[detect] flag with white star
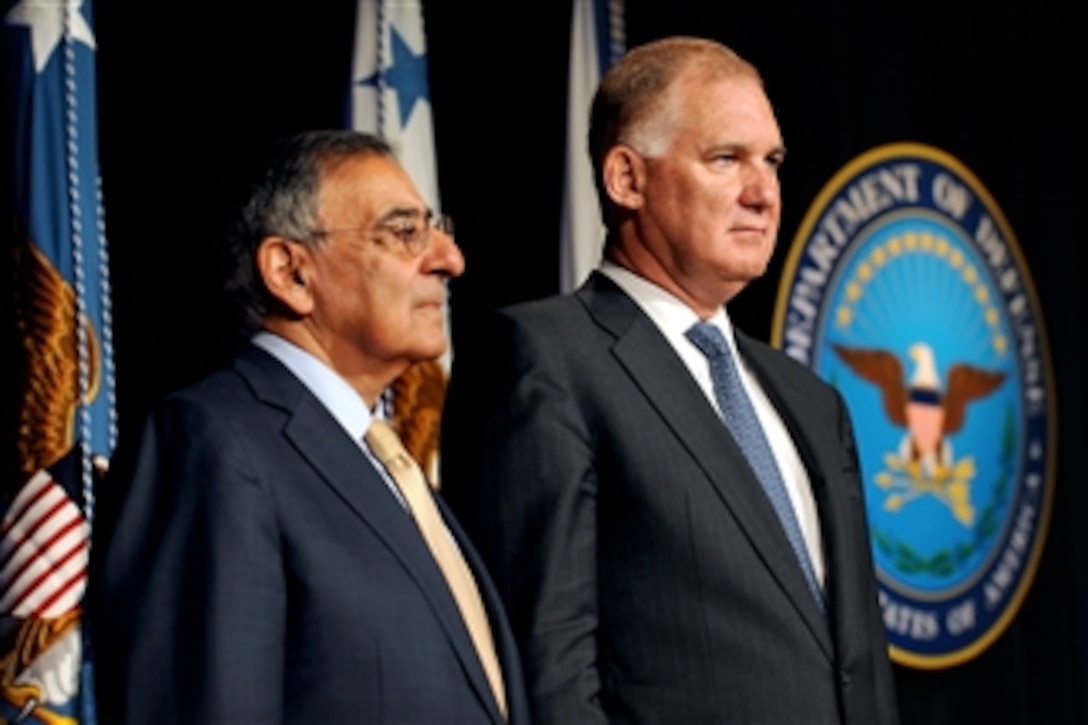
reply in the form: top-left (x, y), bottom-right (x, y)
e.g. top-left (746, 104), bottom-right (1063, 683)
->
top-left (560, 0), bottom-right (625, 293)
top-left (3, 0), bottom-right (114, 722)
top-left (350, 0), bottom-right (440, 213)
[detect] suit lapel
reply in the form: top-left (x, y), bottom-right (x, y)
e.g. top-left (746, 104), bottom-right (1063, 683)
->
top-left (737, 334), bottom-right (873, 664)
top-left (578, 274), bottom-right (832, 656)
top-left (442, 494), bottom-right (529, 723)
top-left (232, 346), bottom-right (505, 723)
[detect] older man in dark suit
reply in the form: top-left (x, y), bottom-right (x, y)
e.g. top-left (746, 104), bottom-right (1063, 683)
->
top-left (441, 37), bottom-right (899, 723)
top-left (92, 130), bottom-right (528, 724)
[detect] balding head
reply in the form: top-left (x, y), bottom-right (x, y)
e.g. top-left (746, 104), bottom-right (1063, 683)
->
top-left (588, 37), bottom-right (762, 226)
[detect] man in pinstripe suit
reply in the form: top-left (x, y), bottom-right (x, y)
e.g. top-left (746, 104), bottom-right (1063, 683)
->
top-left (441, 37), bottom-right (898, 723)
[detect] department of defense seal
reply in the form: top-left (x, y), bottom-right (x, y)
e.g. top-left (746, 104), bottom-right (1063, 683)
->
top-left (771, 142), bottom-right (1056, 668)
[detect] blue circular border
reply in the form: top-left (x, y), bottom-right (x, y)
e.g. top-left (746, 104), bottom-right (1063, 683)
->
top-left (771, 143), bottom-right (1057, 668)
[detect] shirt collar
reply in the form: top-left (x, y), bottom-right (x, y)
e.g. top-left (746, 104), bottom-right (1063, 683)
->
top-left (598, 260), bottom-right (741, 358)
top-left (251, 331), bottom-right (374, 441)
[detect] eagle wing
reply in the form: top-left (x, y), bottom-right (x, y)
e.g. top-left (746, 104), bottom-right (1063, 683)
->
top-left (12, 236), bottom-right (100, 483)
top-left (831, 344), bottom-right (908, 427)
top-left (942, 364), bottom-right (1006, 434)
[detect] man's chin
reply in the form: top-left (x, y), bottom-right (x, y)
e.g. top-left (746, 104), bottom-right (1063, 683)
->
top-left (409, 340), bottom-right (449, 364)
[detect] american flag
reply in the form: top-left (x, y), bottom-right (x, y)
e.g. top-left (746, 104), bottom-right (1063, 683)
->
top-left (1, 470), bottom-right (90, 620)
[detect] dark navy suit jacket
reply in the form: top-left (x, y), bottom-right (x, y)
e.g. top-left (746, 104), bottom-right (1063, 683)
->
top-left (92, 345), bottom-right (528, 724)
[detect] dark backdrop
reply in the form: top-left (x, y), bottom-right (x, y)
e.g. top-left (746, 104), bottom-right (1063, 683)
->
top-left (27, 1), bottom-right (1088, 722)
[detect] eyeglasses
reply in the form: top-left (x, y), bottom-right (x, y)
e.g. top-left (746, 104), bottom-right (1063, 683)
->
top-left (310, 210), bottom-right (454, 257)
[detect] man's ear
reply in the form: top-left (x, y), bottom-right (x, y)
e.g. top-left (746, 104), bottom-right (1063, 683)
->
top-left (256, 236), bottom-right (314, 316)
top-left (602, 145), bottom-right (646, 211)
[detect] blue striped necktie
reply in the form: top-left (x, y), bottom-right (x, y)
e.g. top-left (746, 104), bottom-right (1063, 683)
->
top-left (685, 321), bottom-right (824, 608)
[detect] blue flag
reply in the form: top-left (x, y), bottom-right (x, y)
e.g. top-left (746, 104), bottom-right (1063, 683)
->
top-left (350, 0), bottom-right (440, 213)
top-left (560, 0), bottom-right (625, 293)
top-left (3, 0), bottom-right (114, 722)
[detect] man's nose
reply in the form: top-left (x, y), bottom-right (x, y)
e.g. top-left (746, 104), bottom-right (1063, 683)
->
top-left (425, 228), bottom-right (466, 278)
top-left (740, 162), bottom-right (779, 210)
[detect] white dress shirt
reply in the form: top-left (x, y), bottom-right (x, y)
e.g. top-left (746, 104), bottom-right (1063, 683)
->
top-left (252, 331), bottom-right (406, 508)
top-left (598, 262), bottom-right (826, 588)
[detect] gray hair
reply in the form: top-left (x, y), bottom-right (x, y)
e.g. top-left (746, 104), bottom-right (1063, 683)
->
top-left (588, 37), bottom-right (761, 228)
top-left (224, 130), bottom-right (393, 340)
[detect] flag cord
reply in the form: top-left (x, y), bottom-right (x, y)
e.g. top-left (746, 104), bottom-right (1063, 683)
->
top-left (62, 6), bottom-right (93, 526)
top-left (375, 0), bottom-right (386, 134)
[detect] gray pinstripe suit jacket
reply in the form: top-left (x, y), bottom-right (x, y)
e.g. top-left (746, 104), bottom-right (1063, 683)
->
top-left (442, 271), bottom-right (899, 724)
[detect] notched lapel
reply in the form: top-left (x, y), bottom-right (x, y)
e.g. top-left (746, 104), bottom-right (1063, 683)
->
top-left (578, 281), bottom-right (832, 655)
top-left (234, 346), bottom-right (505, 723)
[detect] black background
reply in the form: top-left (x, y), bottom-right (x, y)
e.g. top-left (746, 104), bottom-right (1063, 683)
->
top-left (11, 1), bottom-right (1088, 722)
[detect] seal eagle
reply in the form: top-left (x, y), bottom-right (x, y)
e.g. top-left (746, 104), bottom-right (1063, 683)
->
top-left (831, 342), bottom-right (1006, 477)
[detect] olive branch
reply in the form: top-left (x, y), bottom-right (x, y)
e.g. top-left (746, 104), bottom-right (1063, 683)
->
top-left (872, 407), bottom-right (1016, 578)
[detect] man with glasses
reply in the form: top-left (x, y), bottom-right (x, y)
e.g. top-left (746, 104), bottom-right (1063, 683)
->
top-left (92, 130), bottom-right (528, 723)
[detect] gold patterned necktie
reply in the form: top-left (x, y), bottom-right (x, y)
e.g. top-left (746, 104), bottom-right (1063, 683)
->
top-left (366, 420), bottom-right (507, 718)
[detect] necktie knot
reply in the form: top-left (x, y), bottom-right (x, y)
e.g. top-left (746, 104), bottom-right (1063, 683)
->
top-left (685, 320), bottom-right (731, 362)
top-left (366, 419), bottom-right (404, 460)
top-left (686, 322), bottom-right (746, 394)
top-left (366, 420), bottom-right (414, 473)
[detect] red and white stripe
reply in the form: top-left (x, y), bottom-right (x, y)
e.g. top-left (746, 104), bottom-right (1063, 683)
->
top-left (0, 470), bottom-right (89, 618)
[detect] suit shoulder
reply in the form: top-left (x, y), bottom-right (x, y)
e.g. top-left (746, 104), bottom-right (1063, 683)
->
top-left (498, 292), bottom-right (585, 327)
top-left (158, 366), bottom-right (253, 418)
top-left (467, 294), bottom-right (592, 354)
top-left (163, 346), bottom-right (302, 412)
top-left (145, 357), bottom-right (296, 452)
